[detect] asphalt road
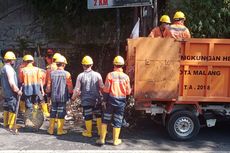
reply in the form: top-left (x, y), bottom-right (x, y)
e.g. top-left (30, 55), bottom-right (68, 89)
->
top-left (0, 112), bottom-right (230, 151)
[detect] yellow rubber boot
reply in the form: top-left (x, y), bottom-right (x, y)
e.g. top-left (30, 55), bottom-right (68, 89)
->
top-left (41, 103), bottom-right (50, 117)
top-left (96, 118), bottom-right (102, 136)
top-left (8, 112), bottom-right (20, 133)
top-left (57, 119), bottom-right (67, 135)
top-left (33, 104), bottom-right (39, 110)
top-left (19, 101), bottom-right (26, 113)
top-left (32, 104), bottom-right (39, 119)
top-left (8, 112), bottom-right (16, 129)
top-left (113, 128), bottom-right (122, 146)
top-left (3, 111), bottom-right (9, 127)
top-left (96, 123), bottom-right (107, 145)
top-left (82, 120), bottom-right (92, 137)
top-left (47, 118), bottom-right (55, 135)
top-left (8, 112), bottom-right (12, 125)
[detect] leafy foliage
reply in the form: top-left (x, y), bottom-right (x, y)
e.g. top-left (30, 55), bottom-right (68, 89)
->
top-left (29, 0), bottom-right (133, 42)
top-left (167, 0), bottom-right (230, 38)
top-left (28, 0), bottom-right (135, 77)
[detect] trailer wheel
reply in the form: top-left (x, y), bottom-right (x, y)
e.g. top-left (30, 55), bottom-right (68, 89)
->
top-left (166, 110), bottom-right (200, 141)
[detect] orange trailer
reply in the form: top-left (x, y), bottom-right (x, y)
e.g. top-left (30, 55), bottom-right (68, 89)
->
top-left (126, 38), bottom-right (230, 140)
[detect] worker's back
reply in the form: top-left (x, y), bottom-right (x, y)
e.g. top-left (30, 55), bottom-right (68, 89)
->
top-left (50, 69), bottom-right (71, 102)
top-left (77, 70), bottom-right (102, 106)
top-left (104, 68), bottom-right (131, 107)
top-left (165, 21), bottom-right (191, 39)
top-left (20, 64), bottom-right (42, 96)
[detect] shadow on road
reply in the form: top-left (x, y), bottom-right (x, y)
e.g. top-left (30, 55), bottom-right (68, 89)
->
top-left (0, 113), bottom-right (230, 151)
top-left (122, 117), bottom-right (230, 151)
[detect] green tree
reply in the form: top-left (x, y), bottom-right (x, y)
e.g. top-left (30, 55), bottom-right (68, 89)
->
top-left (167, 0), bottom-right (230, 38)
top-left (29, 0), bottom-right (134, 42)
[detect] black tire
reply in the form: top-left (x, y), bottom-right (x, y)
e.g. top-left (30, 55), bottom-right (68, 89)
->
top-left (166, 110), bottom-right (200, 141)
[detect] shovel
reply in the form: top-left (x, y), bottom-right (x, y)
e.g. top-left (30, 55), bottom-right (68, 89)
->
top-left (11, 86), bottom-right (23, 135)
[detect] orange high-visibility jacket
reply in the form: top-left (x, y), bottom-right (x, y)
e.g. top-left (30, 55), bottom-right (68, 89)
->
top-left (164, 21), bottom-right (191, 39)
top-left (148, 27), bottom-right (166, 38)
top-left (103, 68), bottom-right (131, 99)
top-left (18, 62), bottom-right (27, 74)
top-left (46, 62), bottom-right (57, 85)
top-left (19, 63), bottom-right (42, 96)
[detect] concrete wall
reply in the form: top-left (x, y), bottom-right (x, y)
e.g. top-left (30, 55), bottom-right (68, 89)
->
top-left (0, 0), bottom-right (121, 51)
top-left (0, 0), bottom-right (48, 50)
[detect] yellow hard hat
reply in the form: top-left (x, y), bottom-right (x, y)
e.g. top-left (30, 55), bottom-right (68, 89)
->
top-left (160, 15), bottom-right (171, 24)
top-left (173, 11), bottom-right (186, 20)
top-left (55, 55), bottom-right (67, 64)
top-left (22, 55), bottom-right (30, 61)
top-left (23, 55), bottom-right (34, 61)
top-left (113, 56), bottom-right (125, 66)
top-left (82, 56), bottom-right (93, 65)
top-left (52, 53), bottom-right (62, 60)
top-left (4, 51), bottom-right (16, 60)
top-left (63, 56), bottom-right (68, 64)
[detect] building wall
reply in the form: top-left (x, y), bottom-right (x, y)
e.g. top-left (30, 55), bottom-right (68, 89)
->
top-left (0, 0), bottom-right (48, 50)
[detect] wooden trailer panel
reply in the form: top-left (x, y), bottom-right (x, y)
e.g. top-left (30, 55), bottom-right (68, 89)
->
top-left (179, 39), bottom-right (230, 102)
top-left (127, 38), bottom-right (180, 100)
top-left (127, 38), bottom-right (230, 103)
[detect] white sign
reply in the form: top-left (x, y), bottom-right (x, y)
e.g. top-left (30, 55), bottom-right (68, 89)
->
top-left (88, 0), bottom-right (152, 9)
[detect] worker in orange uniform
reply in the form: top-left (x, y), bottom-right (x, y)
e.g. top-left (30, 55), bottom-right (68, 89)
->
top-left (165, 11), bottom-right (191, 40)
top-left (45, 49), bottom-right (54, 66)
top-left (1, 51), bottom-right (22, 131)
top-left (18, 55), bottom-right (29, 114)
top-left (71, 56), bottom-right (104, 138)
top-left (96, 56), bottom-right (131, 146)
top-left (46, 56), bottom-right (73, 135)
top-left (18, 55), bottom-right (28, 74)
top-left (45, 53), bottom-right (62, 107)
top-left (19, 55), bottom-right (44, 113)
top-left (38, 68), bottom-right (50, 117)
top-left (46, 53), bottom-right (62, 83)
top-left (149, 15), bottom-right (171, 38)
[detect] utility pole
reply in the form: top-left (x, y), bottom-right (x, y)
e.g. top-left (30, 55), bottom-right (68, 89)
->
top-left (87, 0), bottom-right (153, 55)
top-left (142, 6), bottom-right (147, 36)
top-left (153, 0), bottom-right (158, 28)
top-left (116, 8), bottom-right (120, 55)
